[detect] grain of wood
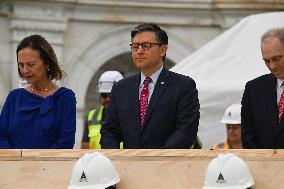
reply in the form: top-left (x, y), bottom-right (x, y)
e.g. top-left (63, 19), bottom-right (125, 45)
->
top-left (0, 150), bottom-right (284, 189)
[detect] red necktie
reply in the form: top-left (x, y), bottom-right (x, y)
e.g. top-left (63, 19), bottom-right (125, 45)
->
top-left (278, 87), bottom-right (284, 123)
top-left (140, 77), bottom-right (151, 125)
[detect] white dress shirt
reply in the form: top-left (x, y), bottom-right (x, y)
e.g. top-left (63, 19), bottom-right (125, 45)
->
top-left (277, 79), bottom-right (284, 105)
top-left (139, 66), bottom-right (163, 103)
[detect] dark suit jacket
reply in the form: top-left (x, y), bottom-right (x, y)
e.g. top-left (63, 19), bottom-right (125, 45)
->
top-left (242, 73), bottom-right (284, 149)
top-left (100, 68), bottom-right (200, 149)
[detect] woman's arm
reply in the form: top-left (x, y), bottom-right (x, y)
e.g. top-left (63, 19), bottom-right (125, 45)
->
top-left (0, 92), bottom-right (13, 148)
top-left (51, 90), bottom-right (76, 149)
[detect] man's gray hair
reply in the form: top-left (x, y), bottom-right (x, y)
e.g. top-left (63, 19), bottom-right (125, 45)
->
top-left (261, 27), bottom-right (284, 46)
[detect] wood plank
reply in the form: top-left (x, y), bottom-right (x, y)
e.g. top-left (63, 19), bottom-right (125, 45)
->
top-left (21, 149), bottom-right (280, 160)
top-left (0, 155), bottom-right (284, 188)
top-left (0, 161), bottom-right (73, 189)
top-left (1, 150), bottom-right (284, 189)
top-left (0, 150), bottom-right (21, 160)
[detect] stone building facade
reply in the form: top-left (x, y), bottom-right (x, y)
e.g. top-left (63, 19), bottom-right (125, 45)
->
top-left (0, 0), bottom-right (283, 147)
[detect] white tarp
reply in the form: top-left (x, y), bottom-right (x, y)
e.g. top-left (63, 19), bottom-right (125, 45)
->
top-left (171, 12), bottom-right (284, 148)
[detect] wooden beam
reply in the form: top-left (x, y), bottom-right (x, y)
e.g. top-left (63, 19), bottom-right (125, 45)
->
top-left (0, 150), bottom-right (283, 188)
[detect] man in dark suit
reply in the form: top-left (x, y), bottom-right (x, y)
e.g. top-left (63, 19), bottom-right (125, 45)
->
top-left (100, 23), bottom-right (200, 149)
top-left (242, 28), bottom-right (284, 149)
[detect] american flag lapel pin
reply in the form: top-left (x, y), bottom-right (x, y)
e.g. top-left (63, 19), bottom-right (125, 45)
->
top-left (161, 81), bottom-right (165, 85)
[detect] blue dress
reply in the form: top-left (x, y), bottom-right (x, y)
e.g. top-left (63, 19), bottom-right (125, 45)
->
top-left (0, 87), bottom-right (76, 149)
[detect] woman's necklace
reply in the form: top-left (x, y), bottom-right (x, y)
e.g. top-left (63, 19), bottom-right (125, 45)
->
top-left (30, 83), bottom-right (56, 97)
top-left (30, 86), bottom-right (48, 92)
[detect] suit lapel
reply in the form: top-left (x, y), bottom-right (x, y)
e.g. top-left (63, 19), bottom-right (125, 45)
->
top-left (276, 82), bottom-right (284, 140)
top-left (131, 74), bottom-right (141, 129)
top-left (266, 75), bottom-right (284, 146)
top-left (265, 75), bottom-right (278, 135)
top-left (141, 68), bottom-right (170, 132)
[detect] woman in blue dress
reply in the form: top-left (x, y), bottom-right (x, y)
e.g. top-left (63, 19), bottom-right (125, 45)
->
top-left (0, 35), bottom-right (76, 149)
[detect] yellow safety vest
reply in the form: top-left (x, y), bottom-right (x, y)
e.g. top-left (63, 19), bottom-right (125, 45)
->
top-left (88, 106), bottom-right (104, 149)
top-left (211, 141), bottom-right (230, 150)
top-left (190, 137), bottom-right (202, 149)
top-left (88, 106), bottom-right (123, 149)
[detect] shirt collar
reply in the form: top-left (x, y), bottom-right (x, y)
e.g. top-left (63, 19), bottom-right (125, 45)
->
top-left (140, 65), bottom-right (163, 86)
top-left (277, 78), bottom-right (284, 89)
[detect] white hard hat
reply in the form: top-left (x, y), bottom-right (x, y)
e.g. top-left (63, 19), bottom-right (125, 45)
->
top-left (98, 71), bottom-right (123, 93)
top-left (220, 104), bottom-right (242, 124)
top-left (68, 152), bottom-right (120, 189)
top-left (202, 153), bottom-right (254, 189)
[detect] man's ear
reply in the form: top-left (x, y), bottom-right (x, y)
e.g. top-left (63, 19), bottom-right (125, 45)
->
top-left (160, 45), bottom-right (168, 57)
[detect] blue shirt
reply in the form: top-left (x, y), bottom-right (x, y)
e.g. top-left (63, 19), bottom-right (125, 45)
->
top-left (0, 87), bottom-right (76, 149)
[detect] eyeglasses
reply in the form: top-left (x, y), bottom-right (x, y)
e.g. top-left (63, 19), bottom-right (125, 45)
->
top-left (100, 93), bottom-right (111, 98)
top-left (130, 42), bottom-right (161, 51)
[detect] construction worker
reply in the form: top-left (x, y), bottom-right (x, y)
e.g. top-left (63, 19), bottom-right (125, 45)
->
top-left (81, 71), bottom-right (123, 149)
top-left (211, 104), bottom-right (242, 149)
